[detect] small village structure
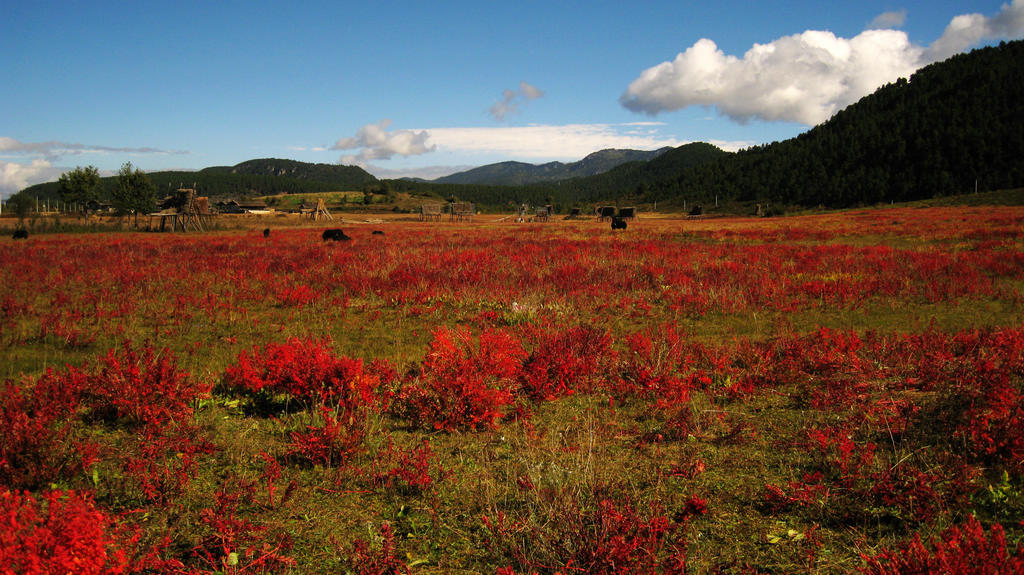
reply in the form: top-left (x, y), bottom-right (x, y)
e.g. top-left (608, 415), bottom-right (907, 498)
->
top-left (420, 203), bottom-right (443, 221)
top-left (150, 188), bottom-right (215, 232)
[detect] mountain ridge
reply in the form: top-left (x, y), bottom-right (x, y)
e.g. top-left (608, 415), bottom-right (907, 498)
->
top-left (433, 147), bottom-right (672, 185)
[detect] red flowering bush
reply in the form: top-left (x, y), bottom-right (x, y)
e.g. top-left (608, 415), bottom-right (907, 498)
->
top-left (83, 342), bottom-right (208, 428)
top-left (371, 438), bottom-right (439, 493)
top-left (394, 327), bottom-right (523, 431)
top-left (519, 326), bottom-right (615, 400)
top-left (860, 515), bottom-right (1024, 574)
top-left (346, 522), bottom-right (410, 575)
top-left (222, 337), bottom-right (379, 411)
top-left (0, 489), bottom-right (131, 575)
top-left (0, 378), bottom-right (86, 489)
top-left (285, 406), bottom-right (364, 469)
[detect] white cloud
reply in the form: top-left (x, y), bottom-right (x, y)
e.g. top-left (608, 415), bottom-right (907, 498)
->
top-left (869, 10), bottom-right (907, 29)
top-left (621, 1), bottom-right (1024, 126)
top-left (331, 120), bottom-right (434, 164)
top-left (926, 0), bottom-right (1024, 61)
top-left (489, 82), bottom-right (545, 121)
top-left (362, 164), bottom-right (477, 180)
top-left (423, 123), bottom-right (687, 159)
top-left (0, 136), bottom-right (186, 160)
top-left (1, 159), bottom-right (61, 199)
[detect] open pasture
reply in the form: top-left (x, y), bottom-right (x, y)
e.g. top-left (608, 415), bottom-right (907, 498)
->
top-left (2, 206), bottom-right (1024, 573)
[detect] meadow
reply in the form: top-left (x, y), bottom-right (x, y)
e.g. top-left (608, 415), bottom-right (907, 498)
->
top-left (2, 206), bottom-right (1024, 573)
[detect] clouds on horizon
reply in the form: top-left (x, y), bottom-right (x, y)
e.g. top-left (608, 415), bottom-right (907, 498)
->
top-left (0, 137), bottom-right (188, 198)
top-left (338, 121), bottom-right (753, 179)
top-left (620, 0), bottom-right (1024, 125)
top-left (0, 137), bottom-right (186, 161)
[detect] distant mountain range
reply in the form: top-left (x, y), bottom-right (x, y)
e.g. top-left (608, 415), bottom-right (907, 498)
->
top-left (432, 148), bottom-right (672, 186)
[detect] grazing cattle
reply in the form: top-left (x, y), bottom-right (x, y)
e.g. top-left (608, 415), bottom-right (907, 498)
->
top-left (611, 217), bottom-right (627, 230)
top-left (688, 204), bottom-right (703, 216)
top-left (372, 230), bottom-right (384, 235)
top-left (263, 228), bottom-right (270, 238)
top-left (322, 228), bottom-right (351, 241)
top-left (12, 229), bottom-right (28, 239)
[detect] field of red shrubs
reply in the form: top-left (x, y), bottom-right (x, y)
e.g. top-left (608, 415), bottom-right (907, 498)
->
top-left (2, 206), bottom-right (1023, 573)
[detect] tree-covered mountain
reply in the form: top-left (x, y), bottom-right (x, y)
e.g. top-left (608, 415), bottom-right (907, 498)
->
top-left (16, 159), bottom-right (378, 203)
top-left (620, 40), bottom-right (1024, 208)
top-left (434, 147), bottom-right (671, 185)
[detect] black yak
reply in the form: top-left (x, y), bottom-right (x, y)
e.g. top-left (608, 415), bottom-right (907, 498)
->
top-left (611, 217), bottom-right (627, 230)
top-left (372, 230), bottom-right (384, 235)
top-left (322, 228), bottom-right (351, 241)
top-left (263, 228), bottom-right (270, 238)
top-left (12, 229), bottom-right (28, 239)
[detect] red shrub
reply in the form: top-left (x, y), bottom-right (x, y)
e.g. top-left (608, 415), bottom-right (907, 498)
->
top-left (285, 406), bottom-right (364, 468)
top-left (520, 326), bottom-right (614, 400)
top-left (394, 327), bottom-right (522, 431)
top-left (861, 515), bottom-right (1024, 574)
top-left (347, 522), bottom-right (410, 575)
top-left (83, 342), bottom-right (208, 428)
top-left (222, 337), bottom-right (379, 411)
top-left (0, 489), bottom-right (131, 575)
top-left (0, 375), bottom-right (89, 489)
top-left (371, 438), bottom-right (439, 493)
top-left (121, 423), bottom-right (217, 507)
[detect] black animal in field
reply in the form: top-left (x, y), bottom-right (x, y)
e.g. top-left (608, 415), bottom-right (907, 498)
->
top-left (611, 217), bottom-right (627, 230)
top-left (263, 228), bottom-right (270, 238)
top-left (12, 229), bottom-right (28, 239)
top-left (372, 230), bottom-right (384, 235)
top-left (322, 228), bottom-right (351, 241)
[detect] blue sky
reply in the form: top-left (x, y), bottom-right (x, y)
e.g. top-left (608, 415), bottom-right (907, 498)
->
top-left (2, 0), bottom-right (1022, 198)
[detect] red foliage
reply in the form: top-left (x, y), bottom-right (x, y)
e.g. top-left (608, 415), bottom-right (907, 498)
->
top-left (520, 326), bottom-right (615, 400)
top-left (347, 522), bottom-right (410, 575)
top-left (371, 438), bottom-right (439, 493)
top-left (861, 515), bottom-right (1024, 574)
top-left (285, 406), bottom-right (365, 468)
top-left (395, 327), bottom-right (522, 431)
top-left (0, 489), bottom-right (131, 575)
top-left (83, 342), bottom-right (208, 428)
top-left (223, 337), bottom-right (379, 411)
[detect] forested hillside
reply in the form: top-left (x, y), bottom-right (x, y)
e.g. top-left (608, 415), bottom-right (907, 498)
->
top-left (16, 159), bottom-right (377, 204)
top-left (630, 40), bottom-right (1024, 208)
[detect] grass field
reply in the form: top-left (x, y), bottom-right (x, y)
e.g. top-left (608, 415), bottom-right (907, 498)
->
top-left (2, 206), bottom-right (1023, 573)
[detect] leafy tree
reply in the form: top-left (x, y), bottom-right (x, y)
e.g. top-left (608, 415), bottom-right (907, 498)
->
top-left (113, 162), bottom-right (157, 226)
top-left (57, 166), bottom-right (101, 213)
top-left (5, 193), bottom-right (34, 226)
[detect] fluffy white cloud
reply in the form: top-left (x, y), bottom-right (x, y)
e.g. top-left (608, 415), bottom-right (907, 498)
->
top-left (332, 120), bottom-right (434, 164)
top-left (490, 82), bottom-right (545, 121)
top-left (621, 1), bottom-right (1024, 126)
top-left (926, 0), bottom-right (1024, 61)
top-left (1, 159), bottom-right (60, 199)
